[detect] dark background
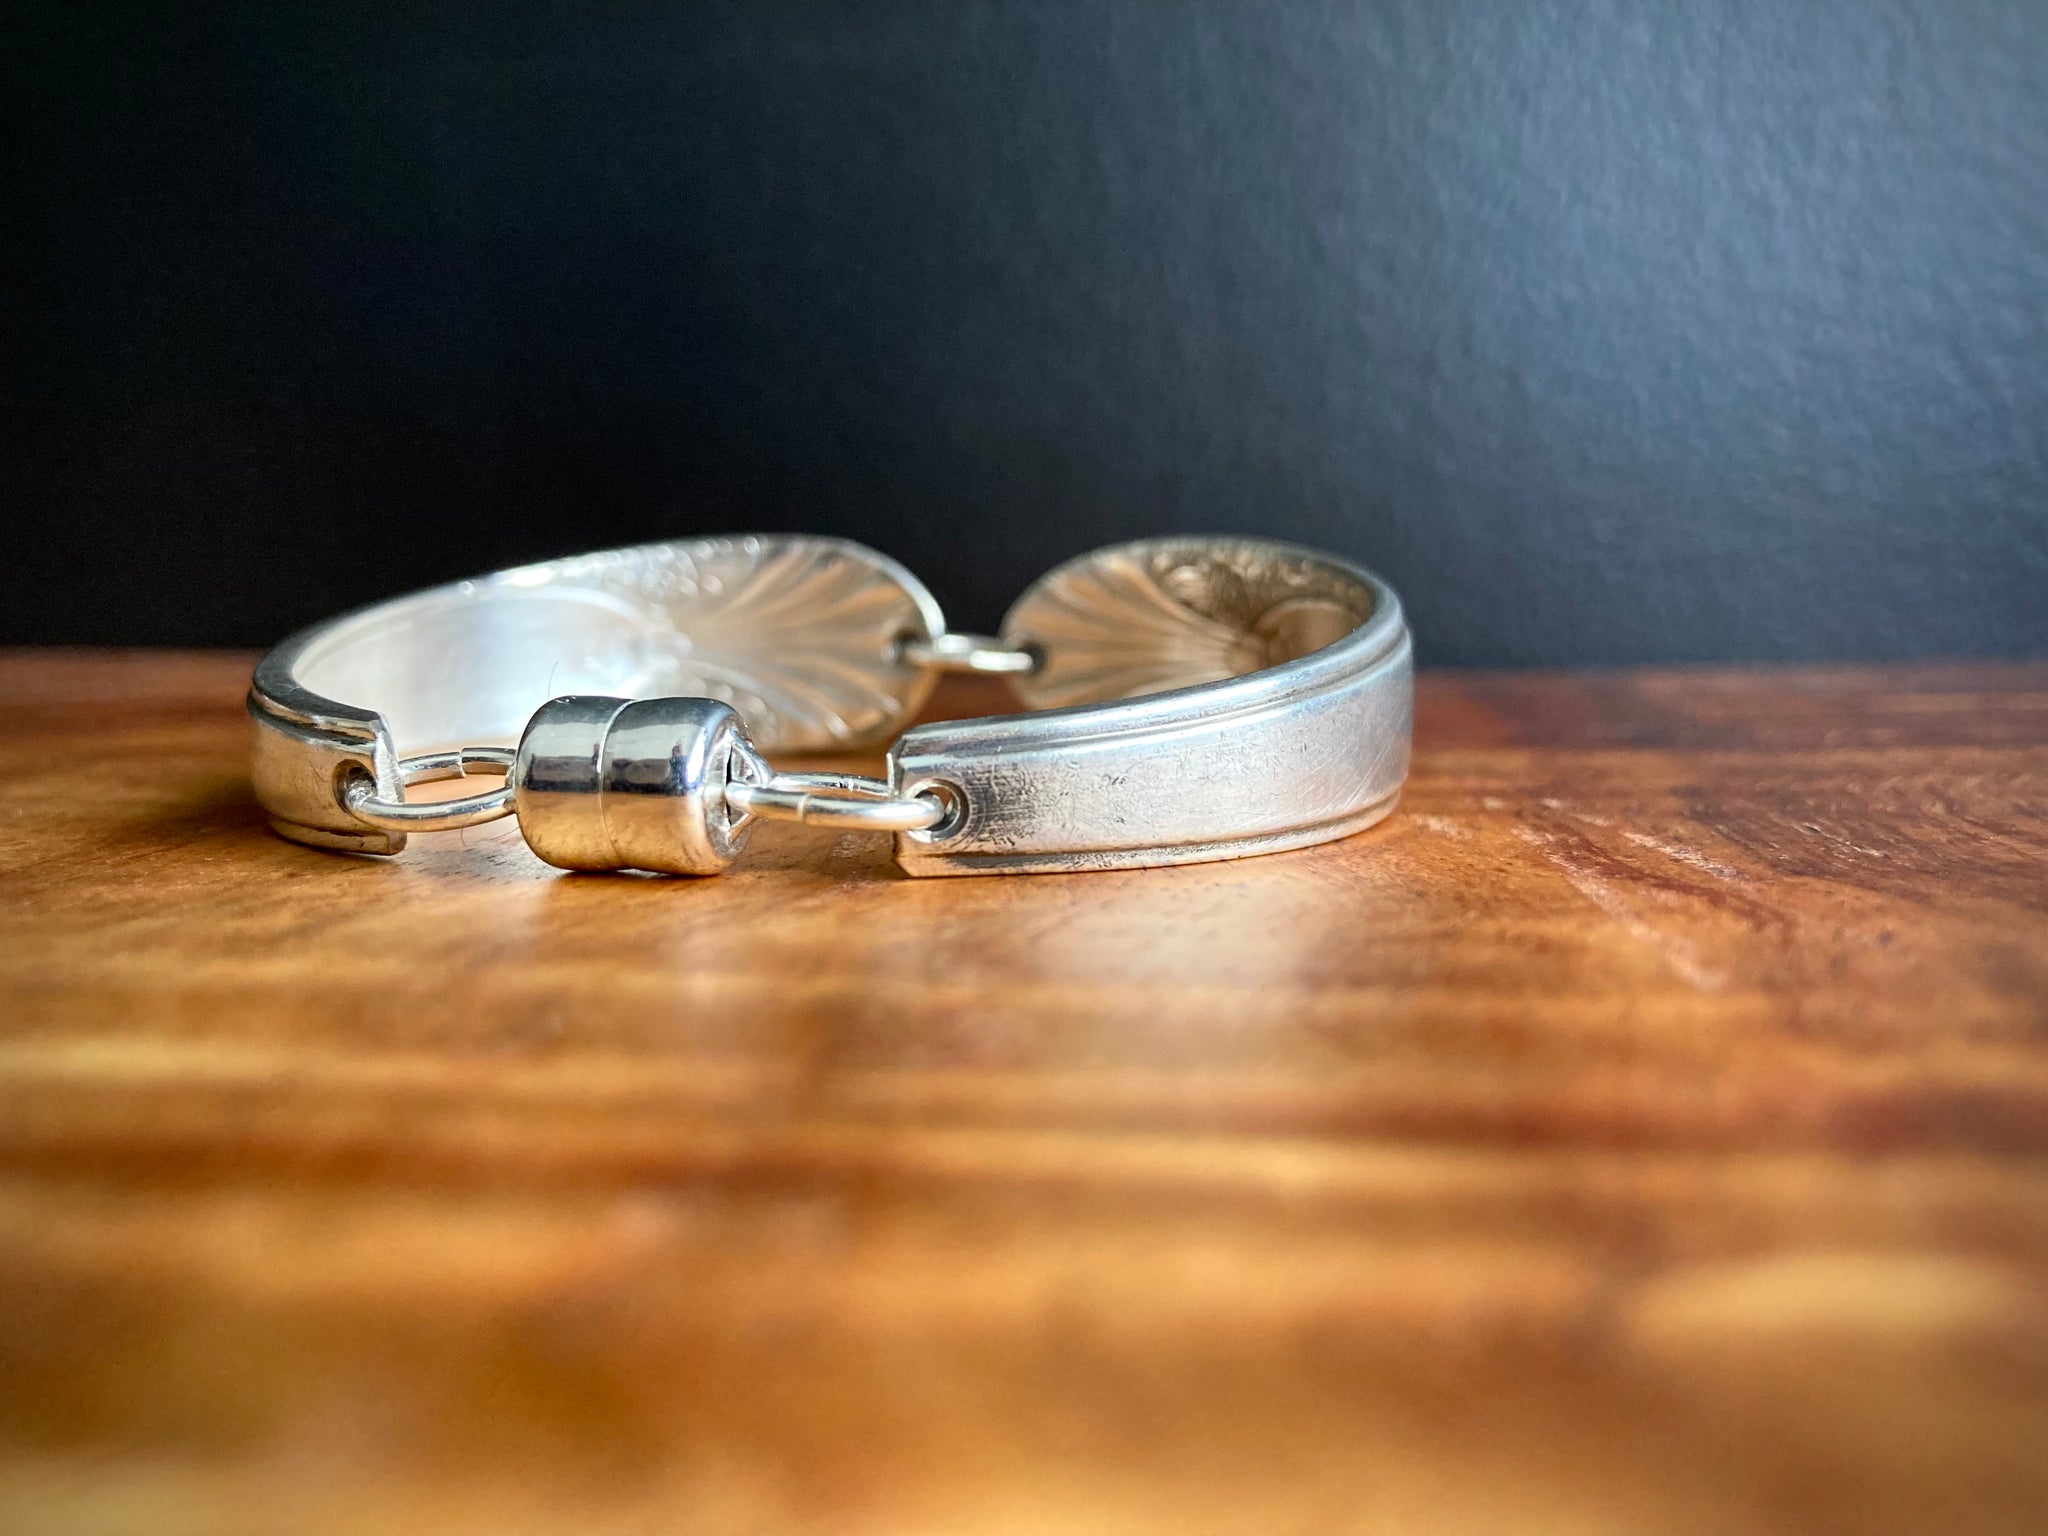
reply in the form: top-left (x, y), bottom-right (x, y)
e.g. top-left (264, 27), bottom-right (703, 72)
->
top-left (9, 1), bottom-right (2047, 663)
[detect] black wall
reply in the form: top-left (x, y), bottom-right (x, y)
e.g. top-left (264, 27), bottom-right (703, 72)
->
top-left (10, 1), bottom-right (2048, 662)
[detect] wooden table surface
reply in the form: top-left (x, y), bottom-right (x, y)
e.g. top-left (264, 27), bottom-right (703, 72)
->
top-left (2, 651), bottom-right (2046, 1536)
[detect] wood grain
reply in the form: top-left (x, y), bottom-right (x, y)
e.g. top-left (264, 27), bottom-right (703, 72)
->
top-left (2, 650), bottom-right (2046, 1536)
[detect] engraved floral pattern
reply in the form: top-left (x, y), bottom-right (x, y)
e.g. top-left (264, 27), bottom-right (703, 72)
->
top-left (507, 536), bottom-right (939, 751)
top-left (1001, 538), bottom-right (1373, 711)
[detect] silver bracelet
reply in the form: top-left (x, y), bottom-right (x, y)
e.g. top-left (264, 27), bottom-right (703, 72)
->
top-left (249, 535), bottom-right (1413, 878)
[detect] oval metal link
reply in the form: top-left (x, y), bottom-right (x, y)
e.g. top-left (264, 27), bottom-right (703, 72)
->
top-left (898, 631), bottom-right (1039, 676)
top-left (341, 746), bottom-right (518, 833)
top-left (725, 772), bottom-right (944, 832)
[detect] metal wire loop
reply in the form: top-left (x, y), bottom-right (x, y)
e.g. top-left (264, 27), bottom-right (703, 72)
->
top-left (724, 771), bottom-right (946, 833)
top-left (898, 631), bottom-right (1039, 676)
top-left (341, 746), bottom-right (518, 833)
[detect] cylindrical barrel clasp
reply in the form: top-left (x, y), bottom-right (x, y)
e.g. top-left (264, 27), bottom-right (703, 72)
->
top-left (511, 695), bottom-right (769, 875)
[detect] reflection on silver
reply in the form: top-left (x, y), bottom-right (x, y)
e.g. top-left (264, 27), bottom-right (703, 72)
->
top-left (1004, 536), bottom-right (1377, 711)
top-left (250, 534), bottom-right (1412, 877)
top-left (511, 695), bottom-right (768, 876)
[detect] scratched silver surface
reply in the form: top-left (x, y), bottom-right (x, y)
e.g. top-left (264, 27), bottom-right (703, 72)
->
top-left (890, 538), bottom-right (1412, 876)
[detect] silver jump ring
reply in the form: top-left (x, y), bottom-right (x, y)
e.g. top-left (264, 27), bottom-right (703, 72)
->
top-left (896, 631), bottom-right (1039, 676)
top-left (726, 772), bottom-right (945, 832)
top-left (341, 747), bottom-right (518, 833)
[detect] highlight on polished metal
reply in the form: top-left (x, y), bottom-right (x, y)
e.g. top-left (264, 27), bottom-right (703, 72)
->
top-left (248, 534), bottom-right (1413, 878)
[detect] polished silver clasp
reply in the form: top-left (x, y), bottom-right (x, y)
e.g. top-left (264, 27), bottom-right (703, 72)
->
top-left (390, 694), bottom-right (948, 875)
top-left (316, 631), bottom-right (998, 873)
top-left (503, 695), bottom-right (941, 875)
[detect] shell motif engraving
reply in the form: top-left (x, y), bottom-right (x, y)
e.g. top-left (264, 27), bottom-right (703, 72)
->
top-left (1001, 538), bottom-right (1374, 711)
top-left (509, 536), bottom-right (943, 752)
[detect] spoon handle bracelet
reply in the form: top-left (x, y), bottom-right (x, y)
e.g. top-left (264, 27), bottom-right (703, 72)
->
top-left (249, 535), bottom-right (1412, 878)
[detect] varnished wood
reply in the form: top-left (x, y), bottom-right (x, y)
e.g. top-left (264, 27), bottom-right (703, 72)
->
top-left (2, 650), bottom-right (2046, 1535)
